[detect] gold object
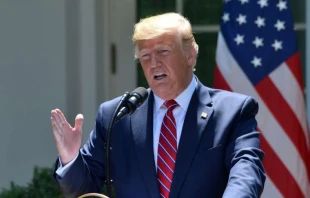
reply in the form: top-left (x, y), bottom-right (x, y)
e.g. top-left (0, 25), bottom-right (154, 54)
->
top-left (78, 193), bottom-right (109, 198)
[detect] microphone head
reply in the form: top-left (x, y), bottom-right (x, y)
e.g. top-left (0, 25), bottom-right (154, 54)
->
top-left (132, 87), bottom-right (148, 102)
top-left (127, 87), bottom-right (148, 113)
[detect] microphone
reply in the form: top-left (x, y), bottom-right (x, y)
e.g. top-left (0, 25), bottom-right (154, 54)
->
top-left (115, 87), bottom-right (148, 122)
top-left (105, 87), bottom-right (148, 197)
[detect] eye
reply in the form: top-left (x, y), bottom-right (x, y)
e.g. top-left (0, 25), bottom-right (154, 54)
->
top-left (159, 49), bottom-right (170, 55)
top-left (140, 53), bottom-right (150, 60)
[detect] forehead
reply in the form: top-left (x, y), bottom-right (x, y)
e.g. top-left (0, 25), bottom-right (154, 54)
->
top-left (137, 34), bottom-right (180, 52)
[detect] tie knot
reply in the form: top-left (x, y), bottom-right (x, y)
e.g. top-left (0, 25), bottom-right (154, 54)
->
top-left (164, 100), bottom-right (178, 110)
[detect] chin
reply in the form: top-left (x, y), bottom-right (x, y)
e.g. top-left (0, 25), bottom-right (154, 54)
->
top-left (153, 90), bottom-right (176, 100)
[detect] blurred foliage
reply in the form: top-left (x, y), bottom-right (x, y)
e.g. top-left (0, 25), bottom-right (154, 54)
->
top-left (183, 0), bottom-right (223, 25)
top-left (137, 0), bottom-right (175, 19)
top-left (0, 166), bottom-right (63, 198)
top-left (0, 183), bottom-right (26, 198)
top-left (0, 166), bottom-right (112, 198)
top-left (193, 33), bottom-right (218, 87)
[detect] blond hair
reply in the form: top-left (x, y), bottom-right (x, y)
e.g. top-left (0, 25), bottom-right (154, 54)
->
top-left (132, 12), bottom-right (199, 68)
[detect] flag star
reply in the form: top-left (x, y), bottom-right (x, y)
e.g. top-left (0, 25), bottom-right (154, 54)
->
top-left (222, 13), bottom-right (230, 23)
top-left (239, 0), bottom-right (249, 4)
top-left (251, 56), bottom-right (262, 68)
top-left (253, 37), bottom-right (264, 48)
top-left (236, 14), bottom-right (247, 25)
top-left (257, 0), bottom-right (268, 8)
top-left (274, 20), bottom-right (285, 31)
top-left (255, 16), bottom-right (266, 28)
top-left (234, 34), bottom-right (245, 45)
top-left (277, 0), bottom-right (287, 11)
top-left (272, 40), bottom-right (283, 51)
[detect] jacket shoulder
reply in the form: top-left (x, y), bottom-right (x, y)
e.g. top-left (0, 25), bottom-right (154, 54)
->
top-left (207, 87), bottom-right (257, 104)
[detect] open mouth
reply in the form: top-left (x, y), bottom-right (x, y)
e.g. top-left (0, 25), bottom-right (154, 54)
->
top-left (154, 73), bottom-right (167, 80)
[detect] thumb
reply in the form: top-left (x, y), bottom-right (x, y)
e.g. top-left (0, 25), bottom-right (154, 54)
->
top-left (74, 114), bottom-right (84, 132)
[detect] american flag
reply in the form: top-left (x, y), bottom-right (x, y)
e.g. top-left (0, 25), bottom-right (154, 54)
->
top-left (213, 0), bottom-right (310, 197)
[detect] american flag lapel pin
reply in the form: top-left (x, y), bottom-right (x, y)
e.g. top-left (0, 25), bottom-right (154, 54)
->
top-left (201, 112), bottom-right (208, 119)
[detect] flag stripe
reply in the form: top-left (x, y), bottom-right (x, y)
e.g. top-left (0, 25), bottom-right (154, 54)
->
top-left (214, 63), bottom-right (302, 197)
top-left (260, 133), bottom-right (304, 197)
top-left (216, 33), bottom-right (310, 197)
top-left (269, 63), bottom-right (309, 148)
top-left (214, 66), bottom-right (231, 91)
top-left (261, 177), bottom-right (283, 198)
top-left (255, 76), bottom-right (310, 176)
top-left (285, 53), bottom-right (304, 90)
top-left (215, 1), bottom-right (310, 197)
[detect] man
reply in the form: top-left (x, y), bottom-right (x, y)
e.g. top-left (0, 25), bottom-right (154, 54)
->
top-left (51, 13), bottom-right (266, 198)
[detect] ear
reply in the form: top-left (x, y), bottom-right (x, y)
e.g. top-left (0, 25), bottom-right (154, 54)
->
top-left (186, 47), bottom-right (197, 67)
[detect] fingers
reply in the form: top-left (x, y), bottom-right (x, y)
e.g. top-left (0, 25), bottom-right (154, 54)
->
top-left (75, 114), bottom-right (84, 132)
top-left (50, 115), bottom-right (61, 132)
top-left (51, 110), bottom-right (63, 129)
top-left (55, 109), bottom-right (67, 125)
top-left (50, 108), bottom-right (83, 132)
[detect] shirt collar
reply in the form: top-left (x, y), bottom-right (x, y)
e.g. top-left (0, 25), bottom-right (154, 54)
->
top-left (153, 76), bottom-right (197, 113)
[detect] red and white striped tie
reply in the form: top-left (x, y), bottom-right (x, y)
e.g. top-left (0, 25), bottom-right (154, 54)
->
top-left (157, 100), bottom-right (178, 198)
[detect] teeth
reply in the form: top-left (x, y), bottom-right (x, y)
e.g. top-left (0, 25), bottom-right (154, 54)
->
top-left (155, 73), bottom-right (164, 77)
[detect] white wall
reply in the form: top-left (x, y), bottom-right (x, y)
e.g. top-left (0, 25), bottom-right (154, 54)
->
top-left (108, 0), bottom-right (137, 98)
top-left (0, 0), bottom-right (137, 189)
top-left (0, 0), bottom-right (66, 188)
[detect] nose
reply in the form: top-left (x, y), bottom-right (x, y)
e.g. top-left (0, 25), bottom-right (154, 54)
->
top-left (150, 54), bottom-right (161, 68)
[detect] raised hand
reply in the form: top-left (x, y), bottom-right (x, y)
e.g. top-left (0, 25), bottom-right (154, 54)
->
top-left (51, 109), bottom-right (84, 165)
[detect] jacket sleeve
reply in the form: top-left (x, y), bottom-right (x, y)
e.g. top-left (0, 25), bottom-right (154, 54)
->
top-left (54, 103), bottom-right (111, 198)
top-left (223, 97), bottom-right (266, 198)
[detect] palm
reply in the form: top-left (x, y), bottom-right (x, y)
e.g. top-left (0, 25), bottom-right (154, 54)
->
top-left (51, 109), bottom-right (84, 165)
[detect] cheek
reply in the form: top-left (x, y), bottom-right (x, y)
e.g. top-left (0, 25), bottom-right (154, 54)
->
top-left (140, 64), bottom-right (151, 77)
top-left (170, 63), bottom-right (188, 80)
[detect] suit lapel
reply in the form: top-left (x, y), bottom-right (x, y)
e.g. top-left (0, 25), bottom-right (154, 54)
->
top-left (131, 92), bottom-right (160, 198)
top-left (169, 81), bottom-right (214, 198)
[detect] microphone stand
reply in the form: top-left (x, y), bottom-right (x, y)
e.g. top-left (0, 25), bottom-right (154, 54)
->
top-left (105, 92), bottom-right (130, 198)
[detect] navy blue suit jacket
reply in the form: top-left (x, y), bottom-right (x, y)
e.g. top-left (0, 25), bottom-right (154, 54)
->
top-left (55, 79), bottom-right (266, 198)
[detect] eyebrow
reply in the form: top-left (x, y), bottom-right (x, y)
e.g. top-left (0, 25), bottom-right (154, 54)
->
top-left (139, 44), bottom-right (174, 54)
top-left (139, 49), bottom-right (149, 55)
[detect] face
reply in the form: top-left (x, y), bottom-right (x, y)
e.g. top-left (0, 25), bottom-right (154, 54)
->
top-left (137, 34), bottom-right (195, 100)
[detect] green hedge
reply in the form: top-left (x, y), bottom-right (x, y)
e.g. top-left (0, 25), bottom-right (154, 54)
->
top-left (0, 167), bottom-right (63, 198)
top-left (0, 166), bottom-right (112, 198)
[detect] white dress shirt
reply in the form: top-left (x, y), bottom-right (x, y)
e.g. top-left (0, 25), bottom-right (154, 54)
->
top-left (152, 76), bottom-right (196, 168)
top-left (56, 76), bottom-right (196, 177)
